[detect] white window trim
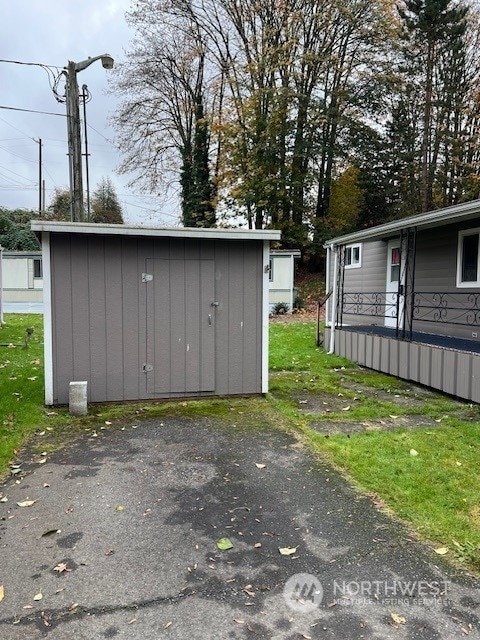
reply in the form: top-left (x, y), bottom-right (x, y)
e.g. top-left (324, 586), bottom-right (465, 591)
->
top-left (344, 243), bottom-right (362, 270)
top-left (457, 228), bottom-right (480, 288)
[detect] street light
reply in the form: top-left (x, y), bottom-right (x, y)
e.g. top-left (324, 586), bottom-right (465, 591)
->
top-left (65, 54), bottom-right (113, 222)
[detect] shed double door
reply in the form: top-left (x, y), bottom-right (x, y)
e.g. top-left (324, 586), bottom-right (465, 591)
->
top-left (145, 258), bottom-right (215, 394)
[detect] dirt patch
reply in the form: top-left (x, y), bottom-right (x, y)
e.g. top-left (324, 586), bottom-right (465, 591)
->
top-left (292, 392), bottom-right (358, 415)
top-left (309, 414), bottom-right (439, 435)
top-left (337, 379), bottom-right (437, 408)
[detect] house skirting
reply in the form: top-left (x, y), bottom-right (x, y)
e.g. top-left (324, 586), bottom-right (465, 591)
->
top-left (325, 327), bottom-right (480, 404)
top-left (3, 289), bottom-right (43, 303)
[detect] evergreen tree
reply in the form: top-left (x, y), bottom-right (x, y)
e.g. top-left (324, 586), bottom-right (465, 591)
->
top-left (47, 187), bottom-right (71, 220)
top-left (0, 208), bottom-right (39, 250)
top-left (91, 177), bottom-right (124, 224)
top-left (397, 0), bottom-right (469, 212)
top-left (182, 96), bottom-right (216, 227)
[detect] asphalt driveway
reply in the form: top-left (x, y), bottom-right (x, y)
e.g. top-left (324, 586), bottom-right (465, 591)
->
top-left (0, 417), bottom-right (479, 639)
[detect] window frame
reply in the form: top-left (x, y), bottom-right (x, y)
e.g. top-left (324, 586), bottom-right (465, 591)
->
top-left (457, 228), bottom-right (480, 288)
top-left (344, 243), bottom-right (362, 270)
top-left (33, 258), bottom-right (43, 279)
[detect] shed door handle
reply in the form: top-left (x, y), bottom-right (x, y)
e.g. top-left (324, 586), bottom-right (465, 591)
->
top-left (208, 314), bottom-right (212, 326)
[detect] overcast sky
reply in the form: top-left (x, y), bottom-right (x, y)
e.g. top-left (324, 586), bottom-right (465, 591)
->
top-left (1, 1), bottom-right (180, 226)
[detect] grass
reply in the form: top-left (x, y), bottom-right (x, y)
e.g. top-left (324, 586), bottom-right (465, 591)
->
top-left (0, 315), bottom-right (46, 470)
top-left (1, 314), bottom-right (479, 572)
top-left (269, 321), bottom-right (480, 573)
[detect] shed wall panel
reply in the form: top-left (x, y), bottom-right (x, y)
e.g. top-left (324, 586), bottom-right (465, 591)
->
top-left (50, 234), bottom-right (265, 404)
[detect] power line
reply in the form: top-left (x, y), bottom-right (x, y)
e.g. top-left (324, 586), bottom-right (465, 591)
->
top-left (0, 144), bottom-right (37, 163)
top-left (0, 116), bottom-right (34, 138)
top-left (0, 58), bottom-right (61, 70)
top-left (0, 105), bottom-right (66, 117)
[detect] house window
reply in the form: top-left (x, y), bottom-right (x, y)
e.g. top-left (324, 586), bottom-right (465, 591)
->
top-left (33, 258), bottom-right (42, 279)
top-left (390, 247), bottom-right (400, 282)
top-left (457, 229), bottom-right (480, 287)
top-left (344, 243), bottom-right (361, 269)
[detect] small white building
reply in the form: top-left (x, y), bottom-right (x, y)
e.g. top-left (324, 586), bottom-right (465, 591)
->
top-left (269, 249), bottom-right (301, 312)
top-left (2, 251), bottom-right (43, 303)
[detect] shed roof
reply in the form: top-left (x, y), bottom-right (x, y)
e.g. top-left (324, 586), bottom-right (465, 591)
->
top-left (324, 199), bottom-right (480, 247)
top-left (31, 220), bottom-right (281, 242)
top-left (270, 249), bottom-right (301, 257)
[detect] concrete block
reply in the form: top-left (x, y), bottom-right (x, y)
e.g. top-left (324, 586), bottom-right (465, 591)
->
top-left (69, 381), bottom-right (88, 416)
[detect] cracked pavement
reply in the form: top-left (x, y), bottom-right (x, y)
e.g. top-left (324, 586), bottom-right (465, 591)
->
top-left (0, 417), bottom-right (479, 639)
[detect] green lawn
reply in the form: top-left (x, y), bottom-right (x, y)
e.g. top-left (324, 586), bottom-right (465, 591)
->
top-left (1, 315), bottom-right (479, 572)
top-left (269, 321), bottom-right (480, 572)
top-left (0, 315), bottom-right (46, 470)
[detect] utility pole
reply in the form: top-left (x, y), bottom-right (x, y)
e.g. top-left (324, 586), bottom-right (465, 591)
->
top-left (82, 84), bottom-right (92, 222)
top-left (64, 54), bottom-right (114, 223)
top-left (66, 61), bottom-right (84, 222)
top-left (34, 138), bottom-right (43, 213)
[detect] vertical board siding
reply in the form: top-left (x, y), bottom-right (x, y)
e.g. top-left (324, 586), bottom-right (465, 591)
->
top-left (104, 238), bottom-right (125, 401)
top-left (50, 234), bottom-right (264, 404)
top-left (227, 243), bottom-right (246, 394)
top-left (243, 242), bottom-right (261, 393)
top-left (87, 237), bottom-right (108, 402)
top-left (69, 239), bottom-right (90, 382)
top-left (122, 238), bottom-right (141, 400)
top-left (200, 260), bottom-right (216, 392)
top-left (51, 235), bottom-right (74, 404)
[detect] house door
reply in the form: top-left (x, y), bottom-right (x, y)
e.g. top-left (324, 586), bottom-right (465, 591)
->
top-left (385, 240), bottom-right (403, 329)
top-left (145, 258), bottom-right (215, 394)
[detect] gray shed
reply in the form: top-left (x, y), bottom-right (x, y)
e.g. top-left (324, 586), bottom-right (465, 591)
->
top-left (31, 221), bottom-right (281, 406)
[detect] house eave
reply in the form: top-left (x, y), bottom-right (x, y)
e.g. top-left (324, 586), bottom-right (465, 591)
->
top-left (324, 199), bottom-right (480, 248)
top-left (31, 221), bottom-right (281, 242)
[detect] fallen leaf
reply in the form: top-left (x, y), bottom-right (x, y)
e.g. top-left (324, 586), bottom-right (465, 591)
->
top-left (0, 497), bottom-right (8, 503)
top-left (390, 612), bottom-right (406, 625)
top-left (115, 505), bottom-right (124, 512)
top-left (33, 593), bottom-right (43, 601)
top-left (0, 586), bottom-right (4, 602)
top-left (10, 468), bottom-right (21, 475)
top-left (105, 421), bottom-right (112, 425)
top-left (41, 528), bottom-right (60, 537)
top-left (216, 537), bottom-right (234, 551)
top-left (410, 449), bottom-right (419, 457)
top-left (254, 542), bottom-right (262, 548)
top-left (255, 463), bottom-right (266, 469)
top-left (17, 500), bottom-right (36, 508)
top-left (54, 562), bottom-right (71, 573)
top-left (279, 546), bottom-right (297, 556)
top-left (389, 415), bottom-right (399, 419)
top-left (434, 547), bottom-right (449, 555)
top-left (38, 458), bottom-right (47, 464)
top-left (164, 621), bottom-right (172, 629)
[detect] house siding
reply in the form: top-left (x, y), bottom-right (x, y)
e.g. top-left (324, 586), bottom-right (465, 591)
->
top-left (49, 233), bottom-right (264, 404)
top-left (332, 220), bottom-right (480, 342)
